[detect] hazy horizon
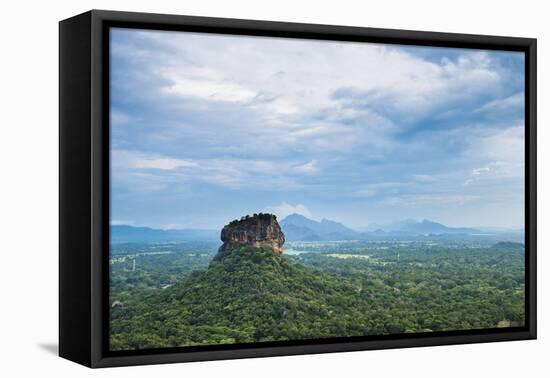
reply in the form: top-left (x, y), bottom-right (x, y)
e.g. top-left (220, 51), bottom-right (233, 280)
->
top-left (109, 212), bottom-right (524, 233)
top-left (110, 28), bottom-right (525, 231)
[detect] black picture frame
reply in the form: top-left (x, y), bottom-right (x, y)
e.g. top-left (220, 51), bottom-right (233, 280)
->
top-left (59, 9), bottom-right (537, 368)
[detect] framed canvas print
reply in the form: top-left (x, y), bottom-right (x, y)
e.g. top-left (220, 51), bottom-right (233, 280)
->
top-left (59, 10), bottom-right (537, 368)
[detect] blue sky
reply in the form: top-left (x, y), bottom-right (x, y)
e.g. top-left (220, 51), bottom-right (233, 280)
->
top-left (110, 28), bottom-right (525, 230)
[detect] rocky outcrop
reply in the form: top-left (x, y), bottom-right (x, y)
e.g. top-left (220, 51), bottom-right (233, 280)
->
top-left (215, 213), bottom-right (285, 260)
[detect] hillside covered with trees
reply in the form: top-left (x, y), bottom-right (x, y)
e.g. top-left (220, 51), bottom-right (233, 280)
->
top-left (110, 242), bottom-right (524, 350)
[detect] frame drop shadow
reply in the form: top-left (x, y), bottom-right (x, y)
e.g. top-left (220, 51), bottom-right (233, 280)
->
top-left (38, 343), bottom-right (58, 355)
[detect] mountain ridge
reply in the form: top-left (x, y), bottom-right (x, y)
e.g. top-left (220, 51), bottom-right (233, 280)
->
top-left (111, 224), bottom-right (218, 243)
top-left (279, 214), bottom-right (482, 241)
top-left (279, 213), bottom-right (359, 241)
top-left (111, 215), bottom-right (489, 243)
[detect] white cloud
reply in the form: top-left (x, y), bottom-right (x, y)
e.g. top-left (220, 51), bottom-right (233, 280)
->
top-left (377, 193), bottom-right (481, 207)
top-left (134, 157), bottom-right (198, 170)
top-left (264, 202), bottom-right (313, 220)
top-left (110, 29), bottom-right (524, 229)
top-left (412, 174), bottom-right (437, 183)
top-left (354, 182), bottom-right (406, 198)
top-left (117, 29), bottom-right (509, 157)
top-left (112, 149), bottom-right (319, 190)
top-left (475, 125), bottom-right (524, 163)
top-left (110, 219), bottom-right (134, 226)
top-left (110, 110), bottom-right (133, 126)
top-left (163, 75), bottom-right (257, 103)
top-left (472, 167), bottom-right (490, 175)
top-left (475, 92), bottom-right (524, 113)
top-left (464, 125), bottom-right (524, 181)
top-left (112, 150), bottom-right (198, 170)
top-left (293, 160), bottom-right (318, 174)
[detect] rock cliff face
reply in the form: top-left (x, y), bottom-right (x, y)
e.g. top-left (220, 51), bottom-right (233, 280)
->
top-left (215, 213), bottom-right (285, 260)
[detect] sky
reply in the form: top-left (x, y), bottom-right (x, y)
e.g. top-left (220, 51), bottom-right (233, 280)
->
top-left (110, 28), bottom-right (525, 230)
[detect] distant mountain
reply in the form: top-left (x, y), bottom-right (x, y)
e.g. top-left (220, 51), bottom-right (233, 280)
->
top-left (111, 225), bottom-right (218, 243)
top-left (112, 216), bottom-right (482, 244)
top-left (280, 214), bottom-right (484, 241)
top-left (277, 223), bottom-right (322, 241)
top-left (398, 219), bottom-right (478, 235)
top-left (280, 214), bottom-right (360, 241)
top-left (366, 219), bottom-right (417, 232)
top-left (366, 219), bottom-right (479, 235)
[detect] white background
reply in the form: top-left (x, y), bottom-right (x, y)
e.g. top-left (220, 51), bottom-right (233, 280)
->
top-left (0, 0), bottom-right (547, 376)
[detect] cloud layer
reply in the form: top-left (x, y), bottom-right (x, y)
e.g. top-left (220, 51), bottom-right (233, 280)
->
top-left (110, 28), bottom-right (525, 229)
